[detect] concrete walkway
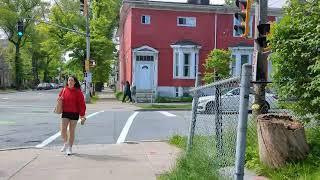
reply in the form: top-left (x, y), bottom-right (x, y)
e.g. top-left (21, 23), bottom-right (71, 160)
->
top-left (0, 142), bottom-right (180, 180)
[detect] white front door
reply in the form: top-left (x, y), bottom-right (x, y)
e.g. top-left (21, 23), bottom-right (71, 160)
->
top-left (136, 63), bottom-right (153, 90)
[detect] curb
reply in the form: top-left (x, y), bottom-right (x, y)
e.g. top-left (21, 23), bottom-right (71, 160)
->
top-left (0, 146), bottom-right (37, 152)
top-left (134, 108), bottom-right (191, 111)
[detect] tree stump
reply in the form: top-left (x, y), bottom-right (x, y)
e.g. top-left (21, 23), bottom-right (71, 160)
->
top-left (257, 114), bottom-right (309, 168)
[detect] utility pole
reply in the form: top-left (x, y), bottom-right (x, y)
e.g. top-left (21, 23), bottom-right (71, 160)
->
top-left (252, 0), bottom-right (269, 116)
top-left (84, 0), bottom-right (91, 103)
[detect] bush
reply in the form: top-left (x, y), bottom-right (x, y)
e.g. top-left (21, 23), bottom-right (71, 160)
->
top-left (270, 0), bottom-right (320, 121)
top-left (115, 91), bottom-right (123, 101)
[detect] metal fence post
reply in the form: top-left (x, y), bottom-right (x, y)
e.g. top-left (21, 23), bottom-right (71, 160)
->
top-left (187, 72), bottom-right (201, 152)
top-left (235, 64), bottom-right (252, 180)
top-left (214, 85), bottom-right (223, 156)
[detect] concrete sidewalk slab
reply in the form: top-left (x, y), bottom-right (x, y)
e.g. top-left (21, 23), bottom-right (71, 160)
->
top-left (0, 142), bottom-right (180, 180)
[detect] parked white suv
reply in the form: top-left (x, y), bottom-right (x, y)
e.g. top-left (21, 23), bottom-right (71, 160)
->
top-left (197, 88), bottom-right (278, 114)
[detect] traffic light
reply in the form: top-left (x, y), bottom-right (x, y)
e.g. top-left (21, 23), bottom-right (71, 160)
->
top-left (256, 24), bottom-right (270, 49)
top-left (80, 0), bottom-right (84, 13)
top-left (17, 20), bottom-right (24, 38)
top-left (234, 0), bottom-right (252, 37)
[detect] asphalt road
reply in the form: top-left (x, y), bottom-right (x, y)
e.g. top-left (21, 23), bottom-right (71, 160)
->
top-left (0, 89), bottom-right (191, 149)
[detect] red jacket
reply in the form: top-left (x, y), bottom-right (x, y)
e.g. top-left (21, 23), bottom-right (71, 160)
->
top-left (59, 87), bottom-right (86, 116)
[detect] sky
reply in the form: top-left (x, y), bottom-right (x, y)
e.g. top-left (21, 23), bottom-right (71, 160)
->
top-left (152, 0), bottom-right (286, 8)
top-left (0, 0), bottom-right (286, 39)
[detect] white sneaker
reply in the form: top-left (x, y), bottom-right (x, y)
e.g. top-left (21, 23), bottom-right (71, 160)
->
top-left (66, 146), bottom-right (72, 156)
top-left (60, 144), bottom-right (68, 152)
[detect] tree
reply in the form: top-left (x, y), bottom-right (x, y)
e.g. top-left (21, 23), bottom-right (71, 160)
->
top-left (203, 49), bottom-right (233, 84)
top-left (0, 0), bottom-right (46, 89)
top-left (269, 0), bottom-right (320, 121)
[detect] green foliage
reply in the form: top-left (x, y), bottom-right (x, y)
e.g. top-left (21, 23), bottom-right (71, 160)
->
top-left (269, 0), bottom-right (320, 120)
top-left (155, 96), bottom-right (193, 103)
top-left (160, 135), bottom-right (221, 180)
top-left (203, 49), bottom-right (232, 84)
top-left (115, 91), bottom-right (123, 101)
top-left (0, 0), bottom-right (46, 89)
top-left (245, 120), bottom-right (320, 179)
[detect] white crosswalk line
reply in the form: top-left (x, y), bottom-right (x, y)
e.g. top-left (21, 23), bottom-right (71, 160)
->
top-left (158, 111), bottom-right (176, 117)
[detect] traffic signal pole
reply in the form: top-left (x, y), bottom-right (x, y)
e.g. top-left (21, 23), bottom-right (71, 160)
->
top-left (84, 0), bottom-right (91, 103)
top-left (252, 0), bottom-right (269, 115)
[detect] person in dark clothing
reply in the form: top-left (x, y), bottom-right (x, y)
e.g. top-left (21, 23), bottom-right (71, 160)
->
top-left (122, 81), bottom-right (132, 102)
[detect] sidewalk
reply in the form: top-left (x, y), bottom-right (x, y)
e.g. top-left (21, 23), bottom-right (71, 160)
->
top-left (87, 88), bottom-right (139, 112)
top-left (0, 142), bottom-right (180, 180)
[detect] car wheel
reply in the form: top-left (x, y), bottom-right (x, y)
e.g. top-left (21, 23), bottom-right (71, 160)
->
top-left (204, 101), bottom-right (215, 114)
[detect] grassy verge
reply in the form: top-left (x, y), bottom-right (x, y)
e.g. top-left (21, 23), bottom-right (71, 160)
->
top-left (136, 104), bottom-right (192, 110)
top-left (245, 121), bottom-right (320, 179)
top-left (115, 91), bottom-right (123, 101)
top-left (159, 135), bottom-right (220, 180)
top-left (0, 89), bottom-right (17, 94)
top-left (90, 95), bottom-right (99, 104)
top-left (155, 96), bottom-right (193, 103)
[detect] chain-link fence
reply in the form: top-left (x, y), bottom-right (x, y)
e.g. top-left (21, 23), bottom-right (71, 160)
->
top-left (187, 74), bottom-right (241, 178)
top-left (187, 64), bottom-right (293, 179)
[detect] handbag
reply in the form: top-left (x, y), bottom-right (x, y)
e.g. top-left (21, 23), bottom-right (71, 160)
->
top-left (54, 88), bottom-right (65, 114)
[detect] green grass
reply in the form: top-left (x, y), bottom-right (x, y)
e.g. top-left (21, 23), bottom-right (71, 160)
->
top-left (159, 134), bottom-right (237, 180)
top-left (159, 135), bottom-right (220, 180)
top-left (155, 96), bottom-right (193, 103)
top-left (136, 104), bottom-right (192, 110)
top-left (245, 121), bottom-right (320, 180)
top-left (115, 91), bottom-right (123, 101)
top-left (90, 95), bottom-right (99, 104)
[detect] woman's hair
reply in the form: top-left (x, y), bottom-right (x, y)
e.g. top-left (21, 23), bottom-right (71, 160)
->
top-left (66, 75), bottom-right (81, 89)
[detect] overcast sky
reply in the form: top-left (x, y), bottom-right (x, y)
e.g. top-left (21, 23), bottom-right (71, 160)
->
top-left (0, 0), bottom-right (286, 39)
top-left (152, 0), bottom-right (286, 8)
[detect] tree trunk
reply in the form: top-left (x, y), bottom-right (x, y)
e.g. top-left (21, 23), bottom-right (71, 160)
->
top-left (15, 42), bottom-right (22, 90)
top-left (257, 114), bottom-right (309, 168)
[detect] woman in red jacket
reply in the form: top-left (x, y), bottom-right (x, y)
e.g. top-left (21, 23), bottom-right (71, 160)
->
top-left (58, 76), bottom-right (86, 155)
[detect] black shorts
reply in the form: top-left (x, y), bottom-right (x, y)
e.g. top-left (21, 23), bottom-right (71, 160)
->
top-left (62, 112), bottom-right (79, 120)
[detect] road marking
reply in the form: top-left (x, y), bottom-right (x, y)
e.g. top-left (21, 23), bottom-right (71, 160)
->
top-left (1, 98), bottom-right (9, 100)
top-left (35, 111), bottom-right (104, 148)
top-left (116, 112), bottom-right (139, 144)
top-left (158, 111), bottom-right (176, 117)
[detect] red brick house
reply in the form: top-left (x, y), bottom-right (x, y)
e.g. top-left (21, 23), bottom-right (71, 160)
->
top-left (117, 0), bottom-right (281, 99)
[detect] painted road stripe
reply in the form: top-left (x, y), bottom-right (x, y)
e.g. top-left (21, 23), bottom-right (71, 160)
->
top-left (116, 112), bottom-right (139, 144)
top-left (35, 111), bottom-right (104, 148)
top-left (158, 111), bottom-right (176, 117)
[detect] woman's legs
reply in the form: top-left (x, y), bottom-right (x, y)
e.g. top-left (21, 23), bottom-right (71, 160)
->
top-left (68, 120), bottom-right (78, 147)
top-left (122, 93), bottom-right (127, 102)
top-left (61, 118), bottom-right (69, 144)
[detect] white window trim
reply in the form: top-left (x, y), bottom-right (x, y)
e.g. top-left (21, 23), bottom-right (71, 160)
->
top-left (177, 16), bottom-right (196, 27)
top-left (229, 47), bottom-right (254, 76)
top-left (141, 15), bottom-right (151, 24)
top-left (233, 16), bottom-right (253, 38)
top-left (171, 45), bottom-right (201, 79)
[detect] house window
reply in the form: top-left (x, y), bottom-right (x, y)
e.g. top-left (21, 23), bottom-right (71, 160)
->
top-left (183, 53), bottom-right (190, 77)
top-left (177, 17), bottom-right (196, 27)
top-left (174, 52), bottom-right (179, 77)
top-left (194, 53), bottom-right (198, 77)
top-left (141, 15), bottom-right (150, 24)
top-left (136, 55), bottom-right (154, 61)
top-left (231, 55), bottom-right (236, 76)
top-left (233, 16), bottom-right (253, 37)
top-left (241, 55), bottom-right (249, 66)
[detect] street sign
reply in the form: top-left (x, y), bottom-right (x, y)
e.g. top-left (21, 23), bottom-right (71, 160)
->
top-left (85, 72), bottom-right (92, 83)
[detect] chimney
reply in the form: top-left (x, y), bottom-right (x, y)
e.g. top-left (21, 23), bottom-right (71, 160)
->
top-left (187, 0), bottom-right (209, 5)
